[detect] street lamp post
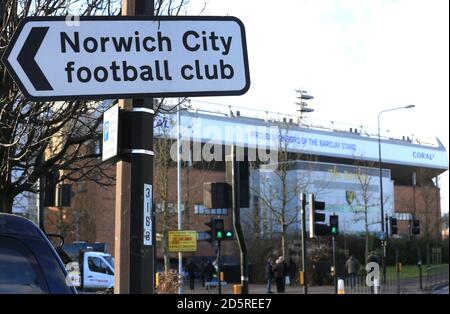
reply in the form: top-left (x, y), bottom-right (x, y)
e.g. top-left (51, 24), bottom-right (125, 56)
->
top-left (377, 104), bottom-right (415, 284)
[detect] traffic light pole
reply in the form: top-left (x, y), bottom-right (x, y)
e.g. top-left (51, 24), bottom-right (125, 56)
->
top-left (332, 235), bottom-right (337, 294)
top-left (300, 193), bottom-right (308, 295)
top-left (395, 247), bottom-right (400, 294)
top-left (217, 240), bottom-right (222, 294)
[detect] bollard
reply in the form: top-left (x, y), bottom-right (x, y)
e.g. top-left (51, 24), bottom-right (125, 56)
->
top-left (299, 271), bottom-right (304, 286)
top-left (220, 272), bottom-right (224, 281)
top-left (233, 284), bottom-right (241, 294)
top-left (155, 272), bottom-right (159, 288)
top-left (337, 279), bottom-right (345, 294)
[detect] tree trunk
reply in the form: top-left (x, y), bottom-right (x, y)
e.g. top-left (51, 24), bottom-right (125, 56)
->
top-left (163, 229), bottom-right (170, 272)
top-left (281, 222), bottom-right (287, 259)
top-left (365, 206), bottom-right (369, 264)
top-left (0, 192), bottom-right (13, 213)
top-left (281, 232), bottom-right (286, 260)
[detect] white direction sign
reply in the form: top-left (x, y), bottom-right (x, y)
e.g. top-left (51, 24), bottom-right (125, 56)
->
top-left (2, 16), bottom-right (250, 101)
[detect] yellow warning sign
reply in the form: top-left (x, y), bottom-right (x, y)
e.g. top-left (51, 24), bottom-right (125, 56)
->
top-left (168, 230), bottom-right (197, 252)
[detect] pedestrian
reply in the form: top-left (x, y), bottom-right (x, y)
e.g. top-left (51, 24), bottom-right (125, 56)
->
top-left (265, 257), bottom-right (274, 293)
top-left (185, 259), bottom-right (197, 290)
top-left (367, 252), bottom-right (379, 294)
top-left (367, 251), bottom-right (379, 264)
top-left (204, 259), bottom-right (216, 291)
top-left (199, 260), bottom-right (206, 287)
top-left (273, 256), bottom-right (287, 293)
top-left (345, 254), bottom-right (360, 290)
top-left (288, 258), bottom-right (297, 286)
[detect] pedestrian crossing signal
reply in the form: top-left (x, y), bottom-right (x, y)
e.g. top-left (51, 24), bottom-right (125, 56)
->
top-left (330, 215), bottom-right (339, 235)
top-left (390, 217), bottom-right (398, 235)
top-left (411, 219), bottom-right (420, 235)
top-left (213, 219), bottom-right (224, 241)
top-left (224, 230), bottom-right (234, 240)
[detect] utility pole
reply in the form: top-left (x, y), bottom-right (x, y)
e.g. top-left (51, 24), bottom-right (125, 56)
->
top-left (177, 99), bottom-right (183, 294)
top-left (300, 193), bottom-right (308, 294)
top-left (231, 145), bottom-right (249, 294)
top-left (114, 0), bottom-right (155, 294)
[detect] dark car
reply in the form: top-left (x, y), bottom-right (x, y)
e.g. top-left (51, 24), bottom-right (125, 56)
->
top-left (0, 213), bottom-right (76, 294)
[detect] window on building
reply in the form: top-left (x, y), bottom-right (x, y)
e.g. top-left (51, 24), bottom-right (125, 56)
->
top-left (194, 204), bottom-right (228, 215)
top-left (197, 231), bottom-right (210, 241)
top-left (76, 181), bottom-right (87, 193)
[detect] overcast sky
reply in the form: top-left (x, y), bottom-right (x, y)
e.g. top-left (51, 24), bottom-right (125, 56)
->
top-left (188, 0), bottom-right (449, 214)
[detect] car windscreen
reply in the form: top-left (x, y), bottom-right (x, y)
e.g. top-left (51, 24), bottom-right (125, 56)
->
top-left (0, 236), bottom-right (50, 294)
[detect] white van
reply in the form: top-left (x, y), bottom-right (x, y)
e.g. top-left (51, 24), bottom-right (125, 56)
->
top-left (66, 250), bottom-right (114, 291)
top-left (80, 251), bottom-right (114, 290)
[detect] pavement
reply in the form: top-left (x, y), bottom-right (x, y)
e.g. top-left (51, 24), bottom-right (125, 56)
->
top-left (181, 278), bottom-right (447, 295)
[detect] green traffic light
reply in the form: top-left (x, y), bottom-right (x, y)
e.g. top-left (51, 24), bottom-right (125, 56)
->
top-left (216, 231), bottom-right (223, 239)
top-left (225, 231), bottom-right (232, 238)
top-left (331, 226), bottom-right (337, 234)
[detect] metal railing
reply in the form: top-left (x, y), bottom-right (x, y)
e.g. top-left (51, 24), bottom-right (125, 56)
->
top-left (342, 272), bottom-right (409, 294)
top-left (424, 265), bottom-right (449, 291)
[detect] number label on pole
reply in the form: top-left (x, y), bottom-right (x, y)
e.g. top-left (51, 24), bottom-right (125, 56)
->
top-left (143, 184), bottom-right (152, 246)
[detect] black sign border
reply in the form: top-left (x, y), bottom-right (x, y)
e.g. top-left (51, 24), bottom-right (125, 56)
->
top-left (1, 15), bottom-right (250, 101)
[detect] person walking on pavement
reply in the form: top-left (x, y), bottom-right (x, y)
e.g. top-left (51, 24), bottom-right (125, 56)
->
top-left (265, 257), bottom-right (274, 293)
top-left (288, 258), bottom-right (297, 286)
top-left (204, 259), bottom-right (216, 291)
top-left (367, 252), bottom-right (379, 294)
top-left (185, 259), bottom-right (197, 290)
top-left (345, 255), bottom-right (361, 290)
top-left (274, 256), bottom-right (287, 293)
top-left (199, 260), bottom-right (206, 287)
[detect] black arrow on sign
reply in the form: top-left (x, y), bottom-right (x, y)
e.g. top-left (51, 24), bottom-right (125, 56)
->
top-left (17, 27), bottom-right (53, 91)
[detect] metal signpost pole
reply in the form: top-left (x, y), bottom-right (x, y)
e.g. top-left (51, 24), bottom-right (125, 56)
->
top-left (114, 0), bottom-right (155, 294)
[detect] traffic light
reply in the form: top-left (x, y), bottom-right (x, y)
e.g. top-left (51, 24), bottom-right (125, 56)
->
top-left (389, 217), bottom-right (398, 235)
top-left (330, 214), bottom-right (339, 235)
top-left (204, 218), bottom-right (214, 243)
top-left (223, 230), bottom-right (234, 240)
top-left (309, 193), bottom-right (329, 238)
top-left (203, 182), bottom-right (231, 209)
top-left (213, 219), bottom-right (224, 240)
top-left (411, 219), bottom-right (420, 235)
